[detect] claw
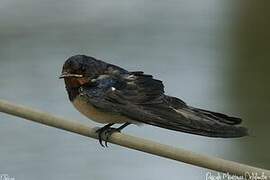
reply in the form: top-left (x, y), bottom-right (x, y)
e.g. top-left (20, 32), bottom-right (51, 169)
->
top-left (104, 128), bottom-right (120, 147)
top-left (95, 128), bottom-right (105, 147)
top-left (95, 123), bottom-right (114, 147)
top-left (95, 123), bottom-right (130, 147)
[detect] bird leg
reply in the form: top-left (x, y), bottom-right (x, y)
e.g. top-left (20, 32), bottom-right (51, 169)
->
top-left (95, 123), bottom-right (114, 147)
top-left (103, 122), bottom-right (130, 147)
top-left (96, 123), bottom-right (131, 147)
top-left (95, 122), bottom-right (130, 147)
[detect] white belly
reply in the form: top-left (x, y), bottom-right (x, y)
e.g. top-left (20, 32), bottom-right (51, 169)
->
top-left (72, 96), bottom-right (129, 124)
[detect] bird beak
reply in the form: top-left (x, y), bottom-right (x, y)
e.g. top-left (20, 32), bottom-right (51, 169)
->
top-left (59, 72), bottom-right (83, 79)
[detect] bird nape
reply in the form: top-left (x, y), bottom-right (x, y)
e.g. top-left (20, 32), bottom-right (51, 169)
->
top-left (59, 55), bottom-right (248, 147)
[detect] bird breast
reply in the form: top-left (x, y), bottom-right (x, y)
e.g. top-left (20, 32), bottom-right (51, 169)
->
top-left (72, 96), bottom-right (129, 124)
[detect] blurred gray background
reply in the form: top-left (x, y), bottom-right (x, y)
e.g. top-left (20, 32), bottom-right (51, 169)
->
top-left (0, 0), bottom-right (269, 179)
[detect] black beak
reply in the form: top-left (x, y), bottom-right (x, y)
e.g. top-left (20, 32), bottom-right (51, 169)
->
top-left (59, 72), bottom-right (83, 79)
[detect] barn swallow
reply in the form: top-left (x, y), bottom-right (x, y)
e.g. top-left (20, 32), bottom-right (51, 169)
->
top-left (60, 55), bottom-right (248, 147)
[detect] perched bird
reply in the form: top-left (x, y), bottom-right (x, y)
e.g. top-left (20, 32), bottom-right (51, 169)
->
top-left (60, 55), bottom-right (248, 147)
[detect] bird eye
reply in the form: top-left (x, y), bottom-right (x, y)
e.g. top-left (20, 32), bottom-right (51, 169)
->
top-left (81, 65), bottom-right (87, 72)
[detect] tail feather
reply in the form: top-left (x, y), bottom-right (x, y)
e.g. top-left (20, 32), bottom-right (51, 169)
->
top-left (142, 103), bottom-right (248, 138)
top-left (191, 108), bottom-right (242, 125)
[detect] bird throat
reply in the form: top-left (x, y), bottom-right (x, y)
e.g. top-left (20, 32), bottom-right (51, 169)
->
top-left (64, 77), bottom-right (89, 101)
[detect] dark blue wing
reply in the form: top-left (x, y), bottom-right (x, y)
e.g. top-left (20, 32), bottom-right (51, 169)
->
top-left (81, 72), bottom-right (247, 138)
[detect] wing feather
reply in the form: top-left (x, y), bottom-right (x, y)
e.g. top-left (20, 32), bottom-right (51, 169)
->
top-left (81, 71), bottom-right (247, 138)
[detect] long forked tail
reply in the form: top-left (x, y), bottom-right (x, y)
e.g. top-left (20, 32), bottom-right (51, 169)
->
top-left (142, 101), bottom-right (249, 138)
top-left (185, 106), bottom-right (248, 138)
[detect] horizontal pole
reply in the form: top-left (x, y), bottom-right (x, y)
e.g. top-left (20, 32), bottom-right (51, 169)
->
top-left (0, 99), bottom-right (269, 179)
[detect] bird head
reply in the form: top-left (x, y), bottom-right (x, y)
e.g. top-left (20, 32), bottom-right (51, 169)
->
top-left (59, 55), bottom-right (107, 88)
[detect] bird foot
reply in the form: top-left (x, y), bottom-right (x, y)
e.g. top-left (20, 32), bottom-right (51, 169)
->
top-left (95, 125), bottom-right (120, 147)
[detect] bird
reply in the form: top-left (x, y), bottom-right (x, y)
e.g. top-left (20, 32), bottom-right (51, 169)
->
top-left (59, 55), bottom-right (248, 147)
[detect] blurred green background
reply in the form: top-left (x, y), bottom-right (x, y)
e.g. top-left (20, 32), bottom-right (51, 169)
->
top-left (0, 1), bottom-right (269, 179)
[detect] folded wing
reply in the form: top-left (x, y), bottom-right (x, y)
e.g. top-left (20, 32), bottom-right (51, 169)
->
top-left (83, 71), bottom-right (248, 138)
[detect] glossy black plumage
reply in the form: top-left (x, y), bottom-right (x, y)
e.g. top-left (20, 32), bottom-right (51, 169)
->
top-left (61, 55), bottom-right (248, 139)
